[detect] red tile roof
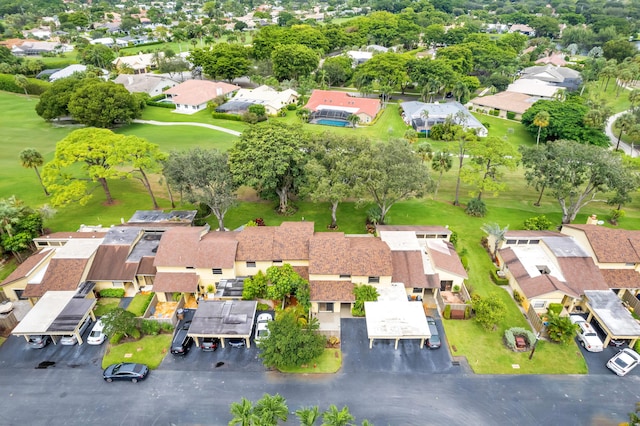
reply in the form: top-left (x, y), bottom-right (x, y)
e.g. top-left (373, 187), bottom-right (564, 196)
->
top-left (562, 224), bottom-right (640, 263)
top-left (1, 249), bottom-right (53, 286)
top-left (310, 280), bottom-right (355, 302)
top-left (153, 272), bottom-right (199, 293)
top-left (22, 258), bottom-right (89, 298)
top-left (164, 80), bottom-right (240, 106)
top-left (304, 90), bottom-right (381, 120)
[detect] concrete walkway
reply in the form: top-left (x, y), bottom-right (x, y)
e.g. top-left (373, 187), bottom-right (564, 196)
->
top-left (132, 119), bottom-right (242, 136)
top-left (605, 110), bottom-right (639, 156)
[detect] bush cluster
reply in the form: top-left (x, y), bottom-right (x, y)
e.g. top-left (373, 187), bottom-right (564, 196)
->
top-left (146, 100), bottom-right (176, 109)
top-left (211, 112), bottom-right (243, 121)
top-left (443, 305), bottom-right (451, 319)
top-left (504, 327), bottom-right (537, 351)
top-left (506, 111), bottom-right (516, 120)
top-left (465, 198), bottom-right (486, 217)
top-left (490, 269), bottom-right (509, 285)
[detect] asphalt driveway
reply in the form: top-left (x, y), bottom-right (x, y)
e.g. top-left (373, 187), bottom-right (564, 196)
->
top-left (339, 318), bottom-right (462, 374)
top-left (0, 334), bottom-right (106, 370)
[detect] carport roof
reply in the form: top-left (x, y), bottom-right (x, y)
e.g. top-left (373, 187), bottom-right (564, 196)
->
top-left (364, 301), bottom-right (430, 339)
top-left (12, 291), bottom-right (96, 335)
top-left (585, 290), bottom-right (640, 337)
top-left (187, 300), bottom-right (257, 337)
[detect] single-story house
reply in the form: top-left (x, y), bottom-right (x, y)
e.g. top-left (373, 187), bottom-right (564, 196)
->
top-left (535, 52), bottom-right (568, 67)
top-left (507, 79), bottom-right (563, 98)
top-left (469, 91), bottom-right (541, 119)
top-left (304, 90), bottom-right (382, 125)
top-left (217, 85), bottom-right (299, 115)
top-left (22, 28), bottom-right (52, 39)
top-left (163, 80), bottom-right (241, 114)
top-left (49, 64), bottom-right (109, 82)
top-left (112, 53), bottom-right (157, 74)
top-left (400, 101), bottom-right (488, 137)
top-left (11, 41), bottom-right (72, 56)
top-left (114, 74), bottom-right (179, 96)
top-left (520, 64), bottom-right (582, 91)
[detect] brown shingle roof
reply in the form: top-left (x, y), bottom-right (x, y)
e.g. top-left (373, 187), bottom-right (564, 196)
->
top-left (375, 225), bottom-right (451, 236)
top-left (86, 245), bottom-right (138, 281)
top-left (22, 258), bottom-right (89, 298)
top-left (427, 240), bottom-right (468, 279)
top-left (349, 237), bottom-right (393, 276)
top-left (600, 269), bottom-right (640, 289)
top-left (470, 91), bottom-right (537, 115)
top-left (308, 233), bottom-right (351, 275)
top-left (137, 257), bottom-right (156, 275)
top-left (500, 248), bottom-right (577, 299)
top-left (292, 266), bottom-right (309, 280)
top-left (35, 231), bottom-right (107, 241)
top-left (562, 224), bottom-right (640, 263)
top-left (235, 226), bottom-right (275, 261)
top-left (154, 227), bottom-right (237, 268)
top-left (390, 251), bottom-right (428, 288)
top-left (1, 249), bottom-right (53, 286)
top-left (153, 272), bottom-right (199, 293)
top-left (273, 222), bottom-right (314, 260)
top-left (557, 257), bottom-right (609, 293)
top-left (310, 280), bottom-right (355, 302)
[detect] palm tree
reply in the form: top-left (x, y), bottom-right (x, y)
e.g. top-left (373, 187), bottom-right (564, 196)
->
top-left (296, 406), bottom-right (320, 426)
top-left (600, 62), bottom-right (617, 91)
top-left (533, 111), bottom-right (550, 146)
top-left (629, 89), bottom-right (640, 111)
top-left (415, 142), bottom-right (433, 164)
top-left (347, 114), bottom-right (360, 128)
top-left (452, 81), bottom-right (470, 103)
top-left (481, 222), bottom-right (509, 261)
top-left (229, 398), bottom-right (258, 426)
top-left (431, 150), bottom-right (452, 200)
top-left (321, 405), bottom-right (354, 426)
top-left (19, 148), bottom-right (49, 196)
top-left (420, 109), bottom-right (429, 133)
top-left (254, 393), bottom-right (288, 426)
top-left (297, 108), bottom-right (311, 123)
top-left (613, 112), bottom-right (636, 151)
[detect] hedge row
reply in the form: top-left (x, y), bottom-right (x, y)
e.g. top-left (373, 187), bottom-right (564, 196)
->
top-left (0, 73), bottom-right (50, 95)
top-left (211, 112), bottom-right (243, 121)
top-left (99, 288), bottom-right (125, 298)
top-left (490, 269), bottom-right (509, 285)
top-left (146, 100), bottom-right (176, 109)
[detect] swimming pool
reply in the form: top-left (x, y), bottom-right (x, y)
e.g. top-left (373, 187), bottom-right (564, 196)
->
top-left (316, 119), bottom-right (349, 127)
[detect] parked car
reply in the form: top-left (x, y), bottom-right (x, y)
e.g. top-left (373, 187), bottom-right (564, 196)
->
top-left (570, 315), bottom-right (604, 352)
top-left (254, 313), bottom-right (273, 343)
top-left (103, 363), bottom-right (149, 383)
top-left (227, 338), bottom-right (245, 348)
top-left (28, 335), bottom-right (51, 349)
top-left (87, 320), bottom-right (107, 345)
top-left (426, 316), bottom-right (441, 349)
top-left (60, 317), bottom-right (93, 346)
top-left (170, 320), bottom-right (193, 355)
top-left (590, 318), bottom-right (626, 347)
top-left (200, 337), bottom-right (220, 352)
top-left (606, 348), bottom-right (640, 376)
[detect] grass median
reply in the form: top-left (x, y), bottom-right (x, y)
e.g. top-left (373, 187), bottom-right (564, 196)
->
top-left (278, 349), bottom-right (342, 374)
top-left (102, 334), bottom-right (172, 370)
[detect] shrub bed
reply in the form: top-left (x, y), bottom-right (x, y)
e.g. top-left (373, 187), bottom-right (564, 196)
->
top-left (211, 112), bottom-right (243, 121)
top-left (126, 292), bottom-right (154, 316)
top-left (0, 73), bottom-right (50, 95)
top-left (99, 288), bottom-right (125, 298)
top-left (490, 269), bottom-right (509, 285)
top-left (504, 327), bottom-right (537, 351)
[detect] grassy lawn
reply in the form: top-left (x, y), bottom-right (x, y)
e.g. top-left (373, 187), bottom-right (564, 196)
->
top-left (126, 293), bottom-right (154, 316)
top-left (0, 337), bottom-right (5, 347)
top-left (115, 122), bottom-right (239, 152)
top-left (140, 105), bottom-right (249, 132)
top-left (94, 298), bottom-right (121, 317)
top-left (0, 258), bottom-right (18, 282)
top-left (102, 334), bottom-right (171, 369)
top-left (278, 349), bottom-right (342, 373)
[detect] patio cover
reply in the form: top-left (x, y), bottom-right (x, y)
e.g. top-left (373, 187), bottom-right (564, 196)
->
top-left (364, 301), bottom-right (430, 349)
top-left (187, 300), bottom-right (257, 348)
top-left (152, 272), bottom-right (199, 293)
top-left (12, 291), bottom-right (96, 344)
top-left (584, 290), bottom-right (640, 347)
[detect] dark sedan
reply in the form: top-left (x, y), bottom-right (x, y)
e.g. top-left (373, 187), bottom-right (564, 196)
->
top-left (426, 317), bottom-right (441, 349)
top-left (103, 363), bottom-right (149, 383)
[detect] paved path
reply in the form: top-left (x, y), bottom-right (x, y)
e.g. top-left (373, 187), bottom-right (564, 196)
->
top-left (132, 119), bottom-right (242, 136)
top-left (605, 111), bottom-right (639, 156)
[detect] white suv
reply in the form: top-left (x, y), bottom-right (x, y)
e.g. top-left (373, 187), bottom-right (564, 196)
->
top-left (570, 315), bottom-right (604, 352)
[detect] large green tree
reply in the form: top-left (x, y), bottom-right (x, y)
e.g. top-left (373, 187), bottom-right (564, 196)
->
top-left (78, 43), bottom-right (115, 68)
top-left (228, 122), bottom-right (308, 214)
top-left (188, 44), bottom-right (251, 82)
top-left (522, 140), bottom-right (639, 223)
top-left (354, 139), bottom-right (431, 224)
top-left (68, 81), bottom-right (142, 128)
top-left (302, 133), bottom-right (368, 229)
top-left (35, 77), bottom-right (90, 121)
top-left (460, 136), bottom-right (521, 201)
top-left (258, 309), bottom-right (325, 369)
top-left (19, 148), bottom-right (49, 196)
top-left (271, 44), bottom-right (319, 81)
top-left (164, 148), bottom-right (237, 231)
top-left (0, 197), bottom-right (42, 262)
top-left (117, 136), bottom-right (167, 210)
top-left (42, 128), bottom-right (128, 206)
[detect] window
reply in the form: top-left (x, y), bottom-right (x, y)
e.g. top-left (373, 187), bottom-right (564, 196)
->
top-left (532, 300), bottom-right (546, 309)
top-left (529, 239), bottom-right (540, 245)
top-left (212, 268), bottom-right (222, 275)
top-left (273, 260), bottom-right (283, 265)
top-left (186, 266), bottom-right (195, 270)
top-left (506, 239), bottom-right (516, 244)
top-left (246, 261), bottom-right (256, 268)
top-left (339, 274), bottom-right (351, 279)
top-left (536, 265), bottom-right (550, 275)
top-left (626, 263), bottom-right (635, 267)
top-left (368, 276), bottom-right (380, 284)
top-left (517, 240), bottom-right (528, 244)
top-left (412, 288), bottom-right (423, 294)
top-left (113, 281), bottom-right (124, 288)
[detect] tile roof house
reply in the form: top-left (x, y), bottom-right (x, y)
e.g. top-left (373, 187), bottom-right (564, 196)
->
top-left (520, 64), bottom-right (583, 91)
top-left (400, 101), bottom-right (488, 137)
top-left (163, 80), bottom-right (241, 114)
top-left (114, 74), bottom-right (179, 96)
top-left (304, 90), bottom-right (382, 124)
top-left (218, 85), bottom-right (299, 115)
top-left (1, 248), bottom-right (56, 301)
top-left (469, 91), bottom-right (541, 119)
top-left (112, 53), bottom-right (157, 74)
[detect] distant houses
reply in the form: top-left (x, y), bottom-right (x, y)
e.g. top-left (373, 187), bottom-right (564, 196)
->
top-left (304, 90), bottom-right (382, 126)
top-left (216, 85), bottom-right (299, 116)
top-left (114, 74), bottom-right (179, 96)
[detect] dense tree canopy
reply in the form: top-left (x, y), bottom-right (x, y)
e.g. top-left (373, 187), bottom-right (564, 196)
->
top-left (271, 44), bottom-right (319, 81)
top-left (67, 81), bottom-right (143, 128)
top-left (188, 44), bottom-right (251, 82)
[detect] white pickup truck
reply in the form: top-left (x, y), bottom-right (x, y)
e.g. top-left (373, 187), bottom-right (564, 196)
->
top-left (570, 315), bottom-right (604, 352)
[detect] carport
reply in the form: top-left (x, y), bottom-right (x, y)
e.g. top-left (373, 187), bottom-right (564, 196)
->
top-left (12, 291), bottom-right (96, 345)
top-left (584, 290), bottom-right (640, 347)
top-left (364, 301), bottom-right (430, 349)
top-left (187, 300), bottom-right (257, 348)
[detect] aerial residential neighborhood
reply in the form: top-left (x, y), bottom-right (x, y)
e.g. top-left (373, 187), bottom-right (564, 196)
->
top-left (2, 0), bottom-right (640, 424)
